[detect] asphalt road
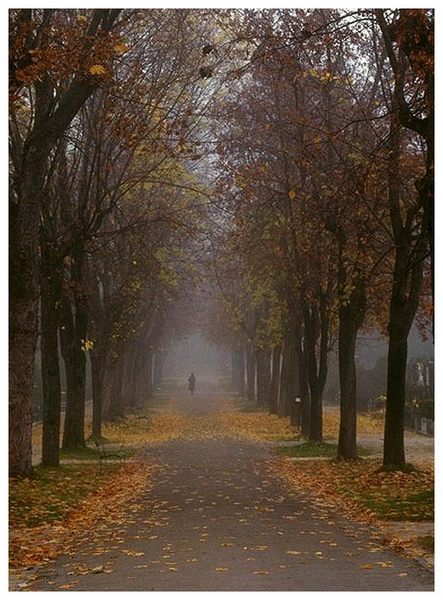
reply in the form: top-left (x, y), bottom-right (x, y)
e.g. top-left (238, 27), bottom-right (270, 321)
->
top-left (29, 387), bottom-right (434, 591)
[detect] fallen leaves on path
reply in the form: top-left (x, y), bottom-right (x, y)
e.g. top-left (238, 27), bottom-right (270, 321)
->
top-left (101, 406), bottom-right (299, 444)
top-left (215, 412), bottom-right (298, 441)
top-left (9, 461), bottom-right (157, 574)
top-left (269, 457), bottom-right (434, 562)
top-left (100, 413), bottom-right (189, 445)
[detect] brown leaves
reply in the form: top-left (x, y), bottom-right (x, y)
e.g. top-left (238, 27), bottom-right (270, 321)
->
top-left (215, 411), bottom-right (298, 442)
top-left (322, 407), bottom-right (385, 438)
top-left (269, 455), bottom-right (434, 563)
top-left (361, 561), bottom-right (392, 570)
top-left (9, 462), bottom-right (156, 572)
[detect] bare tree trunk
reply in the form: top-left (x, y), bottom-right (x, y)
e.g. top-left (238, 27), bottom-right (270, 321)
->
top-left (9, 145), bottom-right (48, 476)
top-left (61, 246), bottom-right (88, 449)
top-left (230, 344), bottom-right (245, 393)
top-left (90, 350), bottom-right (103, 438)
top-left (298, 338), bottom-right (310, 436)
top-left (40, 243), bottom-right (63, 465)
top-left (108, 354), bottom-right (125, 419)
top-left (153, 350), bottom-right (164, 388)
top-left (270, 345), bottom-right (281, 415)
top-left (238, 345), bottom-right (245, 396)
top-left (337, 278), bottom-right (366, 460)
top-left (303, 294), bottom-right (329, 442)
top-left (383, 115), bottom-right (427, 468)
top-left (278, 341), bottom-right (292, 417)
top-left (141, 350), bottom-right (153, 406)
top-left (256, 347), bottom-right (271, 406)
top-left (245, 343), bottom-right (256, 402)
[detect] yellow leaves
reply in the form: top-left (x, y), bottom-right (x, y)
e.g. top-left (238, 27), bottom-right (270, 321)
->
top-left (91, 565), bottom-right (108, 574)
top-left (376, 561), bottom-right (393, 568)
top-left (9, 462), bottom-right (156, 572)
top-left (113, 42), bottom-right (129, 55)
top-left (323, 406), bottom-right (384, 437)
top-left (215, 411), bottom-right (297, 442)
top-left (89, 64), bottom-right (106, 76)
top-left (80, 338), bottom-right (94, 352)
top-left (99, 402), bottom-right (297, 444)
top-left (288, 190), bottom-right (296, 201)
top-left (122, 550), bottom-right (144, 557)
top-left (269, 453), bottom-right (433, 568)
top-left (361, 562), bottom-right (392, 570)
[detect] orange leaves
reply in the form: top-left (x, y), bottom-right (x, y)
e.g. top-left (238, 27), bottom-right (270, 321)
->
top-left (215, 411), bottom-right (298, 442)
top-left (89, 64), bottom-right (106, 76)
top-left (361, 561), bottom-right (392, 570)
top-left (98, 402), bottom-right (298, 444)
top-left (113, 42), bottom-right (129, 55)
top-left (322, 406), bottom-right (384, 438)
top-left (10, 11), bottom-right (119, 101)
top-left (99, 413), bottom-right (188, 445)
top-left (269, 454), bottom-right (434, 564)
top-left (9, 461), bottom-right (156, 572)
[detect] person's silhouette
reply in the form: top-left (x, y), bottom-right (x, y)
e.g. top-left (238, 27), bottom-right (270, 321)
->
top-left (188, 372), bottom-right (196, 395)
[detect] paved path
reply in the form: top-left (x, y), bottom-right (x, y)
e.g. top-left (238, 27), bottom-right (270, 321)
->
top-left (29, 386), bottom-right (433, 591)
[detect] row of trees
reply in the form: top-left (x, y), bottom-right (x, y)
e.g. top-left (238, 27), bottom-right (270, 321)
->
top-left (9, 9), bottom-right (433, 475)
top-left (208, 9), bottom-right (433, 468)
top-left (9, 9), bottom-right (218, 475)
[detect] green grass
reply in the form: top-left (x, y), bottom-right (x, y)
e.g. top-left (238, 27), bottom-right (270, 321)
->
top-left (276, 441), bottom-right (371, 458)
top-left (60, 443), bottom-right (134, 461)
top-left (60, 446), bottom-right (101, 460)
top-left (416, 535), bottom-right (434, 553)
top-left (10, 463), bottom-right (119, 528)
top-left (358, 488), bottom-right (434, 521)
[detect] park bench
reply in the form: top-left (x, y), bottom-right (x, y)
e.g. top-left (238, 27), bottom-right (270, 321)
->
top-left (94, 440), bottom-right (127, 466)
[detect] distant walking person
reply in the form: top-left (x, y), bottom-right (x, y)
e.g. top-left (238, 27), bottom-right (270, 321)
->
top-left (188, 372), bottom-right (196, 395)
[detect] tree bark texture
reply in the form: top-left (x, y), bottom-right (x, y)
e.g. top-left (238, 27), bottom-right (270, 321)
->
top-left (256, 347), bottom-right (271, 406)
top-left (337, 278), bottom-right (366, 460)
top-left (9, 8), bottom-right (121, 476)
top-left (40, 242), bottom-right (63, 466)
top-left (61, 247), bottom-right (88, 449)
top-left (269, 345), bottom-right (281, 415)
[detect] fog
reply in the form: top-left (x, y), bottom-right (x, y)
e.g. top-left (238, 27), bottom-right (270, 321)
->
top-left (164, 332), bottom-right (230, 383)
